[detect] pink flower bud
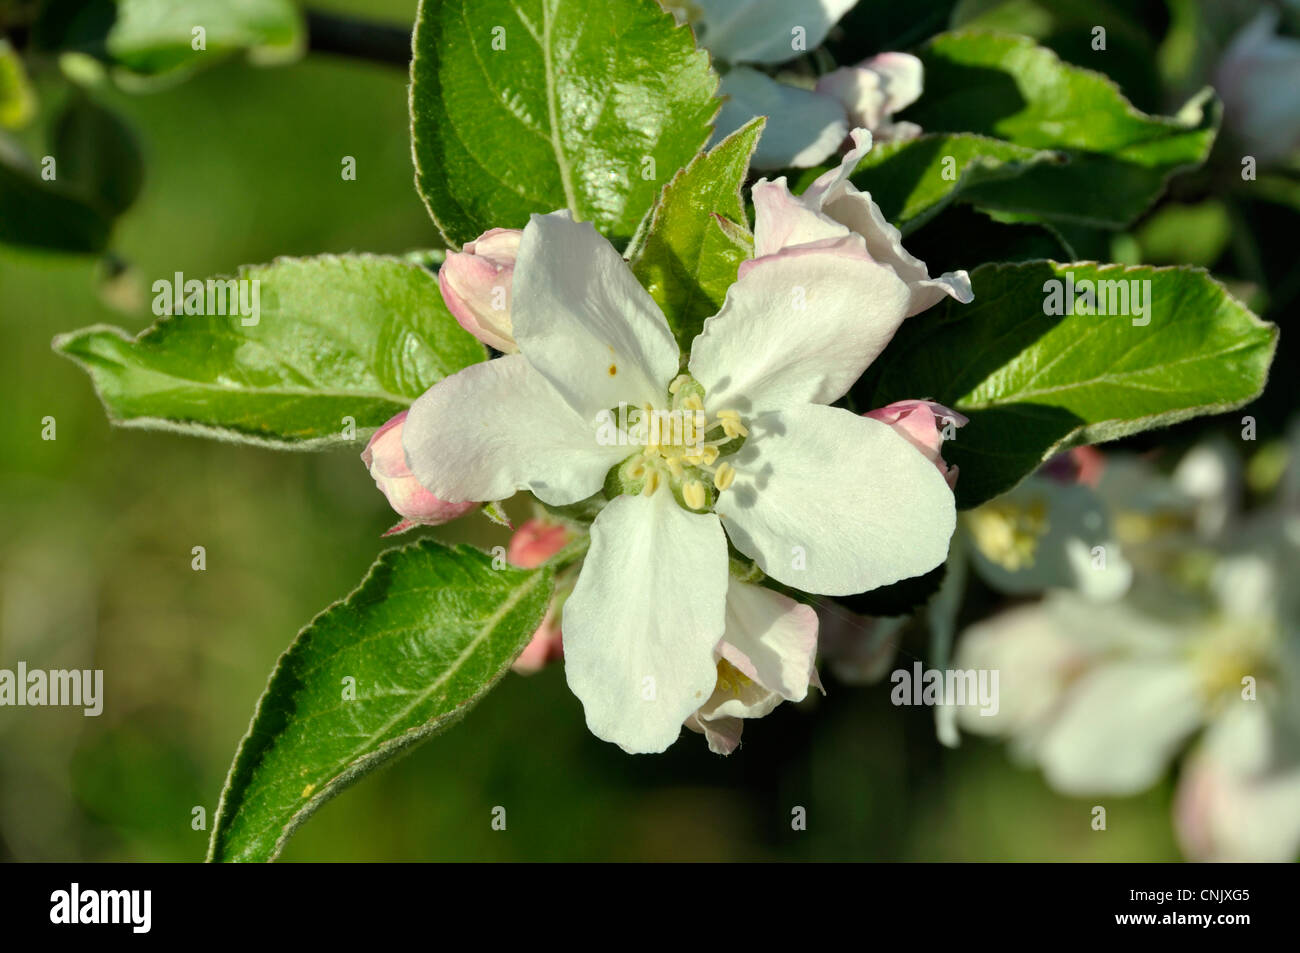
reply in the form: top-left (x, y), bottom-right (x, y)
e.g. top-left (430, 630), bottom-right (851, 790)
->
top-left (507, 518), bottom-right (572, 569)
top-left (865, 399), bottom-right (966, 489)
top-left (512, 604), bottom-right (564, 675)
top-left (508, 518), bottom-right (573, 674)
top-left (438, 228), bottom-right (522, 353)
top-left (361, 411), bottom-right (477, 535)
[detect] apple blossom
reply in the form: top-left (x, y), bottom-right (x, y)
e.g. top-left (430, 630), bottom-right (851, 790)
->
top-left (402, 209), bottom-right (962, 753)
top-left (949, 435), bottom-right (1300, 862)
top-left (361, 410), bottom-right (477, 535)
top-left (667, 1), bottom-right (931, 168)
top-left (815, 53), bottom-right (924, 144)
top-left (438, 227), bottom-right (522, 352)
top-left (750, 129), bottom-right (972, 316)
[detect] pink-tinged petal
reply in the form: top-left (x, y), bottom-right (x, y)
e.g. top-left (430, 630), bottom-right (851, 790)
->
top-left (508, 519), bottom-right (572, 569)
top-left (752, 128), bottom-right (972, 317)
top-left (689, 239), bottom-right (911, 415)
top-left (861, 52), bottom-right (924, 115)
top-left (816, 183), bottom-right (972, 316)
top-left (815, 66), bottom-right (891, 132)
top-left (718, 578), bottom-right (819, 701)
top-left (361, 410), bottom-right (478, 528)
top-left (684, 710), bottom-right (744, 755)
top-left (801, 127), bottom-right (873, 206)
top-left (751, 177), bottom-right (851, 258)
top-left (438, 228), bottom-right (522, 353)
top-left (864, 399), bottom-right (966, 488)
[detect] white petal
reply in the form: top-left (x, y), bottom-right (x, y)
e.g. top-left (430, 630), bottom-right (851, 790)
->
top-left (684, 710), bottom-right (745, 755)
top-left (688, 243), bottom-right (910, 415)
top-left (562, 492), bottom-right (729, 753)
top-left (719, 578), bottom-right (818, 700)
top-left (817, 185), bottom-right (972, 316)
top-left (715, 68), bottom-right (848, 169)
top-left (716, 404), bottom-right (957, 595)
top-left (511, 213), bottom-right (679, 419)
top-left (404, 355), bottom-right (624, 506)
top-left (1175, 703), bottom-right (1300, 862)
top-left (750, 176), bottom-right (851, 258)
top-left (861, 52), bottom-right (924, 115)
top-left (697, 0), bottom-right (858, 65)
top-left (1037, 661), bottom-right (1205, 796)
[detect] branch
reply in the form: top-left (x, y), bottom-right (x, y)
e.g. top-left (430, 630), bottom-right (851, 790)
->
top-left (305, 9), bottom-right (411, 69)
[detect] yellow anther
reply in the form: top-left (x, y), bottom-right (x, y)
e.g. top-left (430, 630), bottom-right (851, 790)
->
top-left (668, 374), bottom-right (690, 395)
top-left (682, 480), bottom-right (706, 510)
top-left (701, 444), bottom-right (720, 466)
top-left (713, 462), bottom-right (736, 491)
top-left (643, 469), bottom-right (661, 497)
top-left (683, 394), bottom-right (704, 412)
top-left (715, 659), bottom-right (751, 696)
top-left (665, 457), bottom-right (684, 480)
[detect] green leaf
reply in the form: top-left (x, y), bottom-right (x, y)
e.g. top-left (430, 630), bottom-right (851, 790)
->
top-left (107, 0), bottom-right (304, 78)
top-left (0, 153), bottom-right (112, 253)
top-left (629, 117), bottom-right (762, 352)
top-left (859, 261), bottom-right (1278, 508)
top-left (207, 541), bottom-right (554, 862)
top-left (53, 254), bottom-right (487, 448)
top-left (0, 38), bottom-right (37, 128)
top-left (52, 93), bottom-right (145, 216)
top-left (411, 0), bottom-right (718, 248)
top-left (793, 132), bottom-right (1065, 235)
top-left (903, 31), bottom-right (1218, 228)
top-left (950, 0), bottom-right (1166, 112)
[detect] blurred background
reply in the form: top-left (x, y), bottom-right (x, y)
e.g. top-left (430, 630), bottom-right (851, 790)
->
top-left (2, 0), bottom-right (1296, 861)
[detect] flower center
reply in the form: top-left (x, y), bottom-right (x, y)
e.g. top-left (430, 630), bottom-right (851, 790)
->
top-left (606, 375), bottom-right (747, 512)
top-left (965, 497), bottom-right (1049, 571)
top-left (715, 659), bottom-right (752, 696)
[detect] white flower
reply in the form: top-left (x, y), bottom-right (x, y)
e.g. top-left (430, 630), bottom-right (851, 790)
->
top-left (963, 474), bottom-right (1133, 602)
top-left (1215, 9), bottom-right (1300, 165)
top-left (403, 211), bottom-right (959, 752)
top-left (669, 1), bottom-right (927, 168)
top-left (814, 52), bottom-right (924, 143)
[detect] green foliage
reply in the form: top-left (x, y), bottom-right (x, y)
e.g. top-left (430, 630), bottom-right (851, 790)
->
top-left (860, 261), bottom-right (1277, 507)
top-left (410, 0), bottom-right (718, 248)
top-left (629, 118), bottom-right (762, 352)
top-left (903, 31), bottom-right (1219, 228)
top-left (53, 255), bottom-right (486, 447)
top-left (208, 541), bottom-right (553, 862)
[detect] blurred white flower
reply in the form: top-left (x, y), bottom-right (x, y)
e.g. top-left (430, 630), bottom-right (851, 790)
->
top-left (952, 434), bottom-right (1300, 861)
top-left (664, 0), bottom-right (925, 168)
top-left (1215, 9), bottom-right (1300, 165)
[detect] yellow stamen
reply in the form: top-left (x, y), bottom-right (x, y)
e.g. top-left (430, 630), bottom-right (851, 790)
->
top-left (683, 480), bottom-right (706, 510)
top-left (713, 462), bottom-right (736, 491)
